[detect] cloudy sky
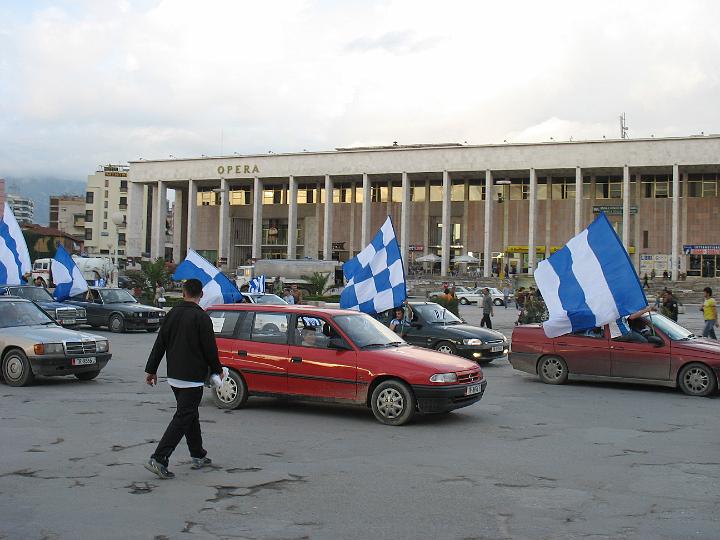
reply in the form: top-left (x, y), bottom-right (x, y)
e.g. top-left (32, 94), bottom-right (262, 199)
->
top-left (1, 0), bottom-right (719, 180)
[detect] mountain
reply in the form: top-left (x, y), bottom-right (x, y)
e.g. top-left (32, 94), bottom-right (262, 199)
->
top-left (3, 176), bottom-right (86, 226)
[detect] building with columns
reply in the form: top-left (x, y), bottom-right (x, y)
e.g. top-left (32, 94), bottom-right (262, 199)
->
top-left (126, 136), bottom-right (720, 280)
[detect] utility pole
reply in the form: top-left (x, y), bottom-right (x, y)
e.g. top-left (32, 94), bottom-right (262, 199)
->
top-left (619, 113), bottom-right (629, 139)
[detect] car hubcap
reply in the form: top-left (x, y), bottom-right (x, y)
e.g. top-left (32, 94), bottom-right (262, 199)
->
top-left (112, 318), bottom-right (121, 331)
top-left (684, 368), bottom-right (709, 393)
top-left (376, 388), bottom-right (404, 419)
top-left (437, 345), bottom-right (452, 354)
top-left (216, 378), bottom-right (238, 403)
top-left (542, 359), bottom-right (563, 380)
top-left (5, 357), bottom-right (23, 380)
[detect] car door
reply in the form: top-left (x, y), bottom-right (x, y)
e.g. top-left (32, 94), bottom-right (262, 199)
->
top-left (610, 331), bottom-right (671, 381)
top-left (553, 328), bottom-right (611, 376)
top-left (398, 311), bottom-right (427, 348)
top-left (237, 311), bottom-right (290, 394)
top-left (286, 315), bottom-right (357, 400)
top-left (69, 291), bottom-right (103, 325)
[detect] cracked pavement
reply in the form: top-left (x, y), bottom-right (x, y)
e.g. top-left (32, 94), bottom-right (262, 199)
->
top-left (0, 306), bottom-right (718, 539)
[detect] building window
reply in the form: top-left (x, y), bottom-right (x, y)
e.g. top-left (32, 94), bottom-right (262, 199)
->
top-left (371, 185), bottom-right (388, 202)
top-left (263, 185), bottom-right (285, 205)
top-left (197, 190), bottom-right (218, 206)
top-left (642, 175), bottom-right (672, 198)
top-left (120, 180), bottom-right (128, 192)
top-left (469, 180), bottom-right (483, 201)
top-left (86, 192), bottom-right (94, 203)
top-left (332, 183), bottom-right (352, 203)
top-left (103, 211), bottom-right (108, 219)
top-left (451, 181), bottom-right (464, 202)
top-left (230, 188), bottom-right (251, 205)
top-left (550, 178), bottom-right (576, 200)
top-left (104, 190), bottom-right (109, 198)
top-left (429, 181), bottom-right (443, 202)
top-left (297, 184), bottom-right (316, 204)
top-left (103, 222), bottom-right (107, 230)
top-left (642, 230), bottom-right (649, 249)
top-left (104, 201), bottom-right (108, 209)
top-left (536, 179), bottom-right (548, 200)
top-left (390, 183), bottom-right (402, 202)
top-left (119, 196), bottom-right (127, 210)
top-left (104, 179), bottom-right (109, 188)
top-left (85, 228), bottom-right (93, 240)
top-left (355, 186), bottom-right (364, 204)
top-left (595, 176), bottom-right (622, 199)
top-left (509, 179), bottom-right (530, 200)
top-left (85, 210), bottom-right (93, 223)
top-left (411, 183), bottom-right (426, 202)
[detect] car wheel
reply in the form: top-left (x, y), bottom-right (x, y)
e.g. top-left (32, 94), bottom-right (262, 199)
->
top-left (75, 370), bottom-right (100, 381)
top-left (2, 349), bottom-right (35, 387)
top-left (435, 341), bottom-right (457, 355)
top-left (678, 363), bottom-right (717, 397)
top-left (459, 297), bottom-right (469, 305)
top-left (370, 379), bottom-right (416, 426)
top-left (109, 314), bottom-right (125, 333)
top-left (212, 369), bottom-right (249, 409)
top-left (493, 298), bottom-right (504, 306)
top-left (537, 356), bottom-right (568, 385)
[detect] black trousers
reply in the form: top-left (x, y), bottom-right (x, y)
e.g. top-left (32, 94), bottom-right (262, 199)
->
top-left (481, 314), bottom-right (492, 329)
top-left (151, 386), bottom-right (206, 466)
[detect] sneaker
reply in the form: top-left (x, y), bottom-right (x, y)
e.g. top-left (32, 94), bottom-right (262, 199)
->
top-left (144, 458), bottom-right (175, 479)
top-left (191, 456), bottom-right (212, 469)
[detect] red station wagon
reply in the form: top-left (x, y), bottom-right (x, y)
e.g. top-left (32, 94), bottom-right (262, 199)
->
top-left (206, 304), bottom-right (488, 425)
top-left (510, 313), bottom-right (720, 396)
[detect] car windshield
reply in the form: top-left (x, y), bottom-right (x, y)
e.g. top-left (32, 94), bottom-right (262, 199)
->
top-left (0, 300), bottom-right (55, 328)
top-left (100, 289), bottom-right (137, 304)
top-left (252, 294), bottom-right (288, 305)
top-left (333, 313), bottom-right (406, 348)
top-left (9, 287), bottom-right (54, 303)
top-left (641, 313), bottom-right (694, 341)
top-left (413, 303), bottom-right (463, 324)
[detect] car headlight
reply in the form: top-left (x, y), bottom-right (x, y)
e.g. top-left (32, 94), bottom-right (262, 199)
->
top-left (429, 372), bottom-right (458, 383)
top-left (462, 338), bottom-right (483, 346)
top-left (96, 340), bottom-right (109, 353)
top-left (33, 343), bottom-right (64, 355)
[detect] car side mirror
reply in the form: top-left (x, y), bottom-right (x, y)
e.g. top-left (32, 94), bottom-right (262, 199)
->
top-left (647, 335), bottom-right (663, 347)
top-left (328, 337), bottom-right (352, 351)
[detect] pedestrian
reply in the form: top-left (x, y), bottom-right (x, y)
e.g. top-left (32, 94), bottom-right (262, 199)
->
top-left (502, 284), bottom-right (510, 309)
top-left (480, 287), bottom-right (494, 329)
top-left (282, 287), bottom-right (295, 304)
top-left (154, 281), bottom-right (166, 309)
top-left (291, 284), bottom-right (303, 305)
top-left (643, 274), bottom-right (649, 289)
top-left (701, 287), bottom-right (718, 339)
top-left (661, 289), bottom-right (678, 322)
top-left (143, 278), bottom-right (223, 479)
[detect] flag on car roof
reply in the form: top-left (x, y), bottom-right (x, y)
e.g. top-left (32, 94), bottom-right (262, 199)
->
top-left (173, 249), bottom-right (242, 308)
top-left (248, 274), bottom-right (266, 293)
top-left (51, 244), bottom-right (89, 301)
top-left (0, 202), bottom-right (31, 285)
top-left (535, 212), bottom-right (647, 338)
top-left (340, 216), bottom-right (406, 314)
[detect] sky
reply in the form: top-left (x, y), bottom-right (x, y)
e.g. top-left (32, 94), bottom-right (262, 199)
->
top-left (1, 0), bottom-right (719, 181)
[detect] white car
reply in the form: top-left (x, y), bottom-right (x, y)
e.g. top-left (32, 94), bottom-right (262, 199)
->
top-left (429, 287), bottom-right (511, 306)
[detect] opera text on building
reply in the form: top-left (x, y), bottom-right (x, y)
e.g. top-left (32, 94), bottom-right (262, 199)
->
top-left (126, 136), bottom-right (720, 280)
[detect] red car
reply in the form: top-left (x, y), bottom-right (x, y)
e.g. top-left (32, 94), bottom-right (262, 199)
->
top-left (510, 312), bottom-right (719, 396)
top-left (206, 304), bottom-right (487, 425)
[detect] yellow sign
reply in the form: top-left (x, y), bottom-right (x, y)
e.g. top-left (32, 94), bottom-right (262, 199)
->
top-left (505, 245), bottom-right (635, 254)
top-left (105, 171), bottom-right (127, 177)
top-left (217, 164), bottom-right (260, 175)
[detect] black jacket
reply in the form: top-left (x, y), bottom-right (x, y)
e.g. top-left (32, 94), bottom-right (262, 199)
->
top-left (145, 301), bottom-right (222, 382)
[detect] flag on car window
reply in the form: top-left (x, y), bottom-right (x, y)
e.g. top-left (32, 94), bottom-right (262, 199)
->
top-left (52, 244), bottom-right (89, 301)
top-left (173, 249), bottom-right (242, 308)
top-left (535, 212), bottom-right (647, 338)
top-left (0, 202), bottom-right (31, 285)
top-left (248, 274), bottom-right (266, 293)
top-left (340, 216), bottom-right (406, 314)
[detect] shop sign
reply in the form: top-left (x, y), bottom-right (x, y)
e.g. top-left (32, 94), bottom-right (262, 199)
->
top-left (683, 244), bottom-right (720, 255)
top-left (217, 164), bottom-right (260, 175)
top-left (592, 205), bottom-right (637, 215)
top-left (332, 242), bottom-right (345, 250)
top-left (105, 171), bottom-right (127, 177)
top-left (505, 245), bottom-right (548, 254)
top-left (409, 244), bottom-right (425, 252)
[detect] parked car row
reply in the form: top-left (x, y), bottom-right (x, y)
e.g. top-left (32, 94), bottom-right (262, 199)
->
top-left (429, 286), bottom-right (511, 306)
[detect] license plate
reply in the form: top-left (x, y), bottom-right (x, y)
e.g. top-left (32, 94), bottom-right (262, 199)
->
top-left (466, 383), bottom-right (482, 396)
top-left (491, 345), bottom-right (504, 352)
top-left (62, 319), bottom-right (77, 325)
top-left (72, 357), bottom-right (96, 366)
top-left (148, 318), bottom-right (159, 324)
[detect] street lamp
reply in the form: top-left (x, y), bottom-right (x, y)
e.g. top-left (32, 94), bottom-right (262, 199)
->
top-left (111, 211), bottom-right (124, 286)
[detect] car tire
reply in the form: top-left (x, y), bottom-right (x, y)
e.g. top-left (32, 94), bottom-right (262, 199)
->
top-left (370, 379), bottom-right (416, 426)
top-left (109, 314), bottom-right (125, 333)
top-left (678, 363), bottom-right (717, 397)
top-left (75, 370), bottom-right (100, 381)
top-left (537, 355), bottom-right (568, 385)
top-left (212, 369), bottom-right (249, 409)
top-left (493, 298), bottom-right (504, 306)
top-left (435, 341), bottom-right (457, 355)
top-left (2, 349), bottom-right (35, 387)
top-left (459, 297), bottom-right (469, 305)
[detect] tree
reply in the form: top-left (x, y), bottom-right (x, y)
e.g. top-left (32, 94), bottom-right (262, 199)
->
top-left (125, 258), bottom-right (171, 303)
top-left (302, 272), bottom-right (333, 297)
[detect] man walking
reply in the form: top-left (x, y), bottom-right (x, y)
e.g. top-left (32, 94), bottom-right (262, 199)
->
top-left (480, 287), bottom-right (494, 329)
top-left (502, 284), bottom-right (511, 309)
top-left (144, 278), bottom-right (223, 479)
top-left (701, 287), bottom-right (718, 339)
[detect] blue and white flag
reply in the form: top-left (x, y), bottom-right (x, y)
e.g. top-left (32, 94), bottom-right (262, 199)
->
top-left (173, 249), bottom-right (242, 308)
top-left (51, 244), bottom-right (89, 301)
top-left (0, 202), bottom-right (32, 285)
top-left (340, 216), bottom-right (406, 314)
top-left (535, 213), bottom-right (647, 338)
top-left (248, 274), bottom-right (266, 293)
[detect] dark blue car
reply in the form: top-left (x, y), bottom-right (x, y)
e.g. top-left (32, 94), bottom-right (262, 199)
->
top-left (0, 285), bottom-right (87, 328)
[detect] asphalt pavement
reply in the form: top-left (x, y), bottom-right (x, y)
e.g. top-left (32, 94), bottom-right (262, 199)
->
top-left (1, 303), bottom-right (719, 539)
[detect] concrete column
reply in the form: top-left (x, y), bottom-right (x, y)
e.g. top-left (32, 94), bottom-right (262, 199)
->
top-left (441, 171), bottom-right (451, 276)
top-left (287, 175), bottom-right (297, 259)
top-left (681, 172), bottom-right (688, 272)
top-left (252, 177), bottom-right (263, 259)
top-left (126, 181), bottom-right (145, 257)
top-left (574, 167), bottom-right (583, 234)
top-left (361, 173), bottom-right (370, 247)
top-left (528, 169), bottom-right (537, 275)
top-left (186, 179), bottom-right (197, 253)
top-left (462, 180), bottom-right (469, 254)
top-left (622, 165), bottom-right (630, 249)
top-left (323, 175), bottom-right (333, 260)
top-left (386, 179), bottom-right (393, 219)
top-left (349, 181), bottom-right (356, 256)
top-left (400, 172), bottom-right (410, 272)
top-left (172, 188), bottom-right (183, 263)
top-left (218, 178), bottom-right (230, 269)
top-left (422, 180), bottom-right (430, 256)
top-left (545, 176), bottom-right (552, 260)
top-left (152, 181), bottom-right (167, 260)
top-left (671, 164), bottom-right (680, 280)
top-left (483, 170), bottom-right (493, 277)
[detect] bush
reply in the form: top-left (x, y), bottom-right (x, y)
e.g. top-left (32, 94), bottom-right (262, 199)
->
top-left (301, 272), bottom-right (333, 296)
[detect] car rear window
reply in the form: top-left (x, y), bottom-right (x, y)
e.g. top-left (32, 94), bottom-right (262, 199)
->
top-left (208, 310), bottom-right (245, 338)
top-left (250, 312), bottom-right (289, 344)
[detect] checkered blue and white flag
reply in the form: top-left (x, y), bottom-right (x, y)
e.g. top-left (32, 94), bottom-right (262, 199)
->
top-left (340, 216), bottom-right (406, 314)
top-left (248, 274), bottom-right (266, 293)
top-left (0, 202), bottom-right (32, 285)
top-left (173, 249), bottom-right (242, 308)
